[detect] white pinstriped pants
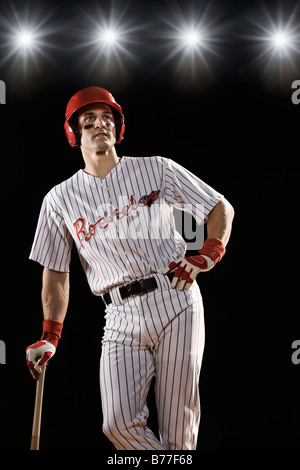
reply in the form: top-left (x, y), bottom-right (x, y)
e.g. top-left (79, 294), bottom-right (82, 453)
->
top-left (100, 274), bottom-right (205, 450)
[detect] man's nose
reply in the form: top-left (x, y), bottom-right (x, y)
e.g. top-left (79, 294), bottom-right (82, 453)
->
top-left (94, 116), bottom-right (105, 128)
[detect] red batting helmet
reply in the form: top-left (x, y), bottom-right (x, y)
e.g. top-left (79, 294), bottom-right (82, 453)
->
top-left (64, 86), bottom-right (125, 147)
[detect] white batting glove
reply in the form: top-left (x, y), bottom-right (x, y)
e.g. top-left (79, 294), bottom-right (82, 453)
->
top-left (26, 319), bottom-right (63, 379)
top-left (162, 255), bottom-right (214, 291)
top-left (26, 340), bottom-right (56, 379)
top-left (163, 238), bottom-right (226, 291)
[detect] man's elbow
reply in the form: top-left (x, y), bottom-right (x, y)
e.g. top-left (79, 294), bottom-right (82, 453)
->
top-left (213, 197), bottom-right (235, 221)
top-left (222, 197), bottom-right (235, 221)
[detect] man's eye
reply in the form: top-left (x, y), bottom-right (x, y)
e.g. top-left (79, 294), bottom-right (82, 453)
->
top-left (85, 116), bottom-right (94, 122)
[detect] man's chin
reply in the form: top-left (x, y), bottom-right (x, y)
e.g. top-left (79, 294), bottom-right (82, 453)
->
top-left (81, 139), bottom-right (116, 153)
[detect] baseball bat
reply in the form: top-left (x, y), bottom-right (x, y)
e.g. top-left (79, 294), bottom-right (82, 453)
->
top-left (30, 365), bottom-right (46, 450)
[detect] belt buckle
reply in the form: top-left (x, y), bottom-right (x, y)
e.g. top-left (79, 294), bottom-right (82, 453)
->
top-left (126, 280), bottom-right (141, 297)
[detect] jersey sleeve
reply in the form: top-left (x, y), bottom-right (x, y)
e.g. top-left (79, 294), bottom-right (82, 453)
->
top-left (163, 158), bottom-right (223, 225)
top-left (29, 194), bottom-right (73, 272)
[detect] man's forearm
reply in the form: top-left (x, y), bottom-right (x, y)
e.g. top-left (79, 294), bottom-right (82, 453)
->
top-left (207, 198), bottom-right (234, 247)
top-left (41, 267), bottom-right (70, 324)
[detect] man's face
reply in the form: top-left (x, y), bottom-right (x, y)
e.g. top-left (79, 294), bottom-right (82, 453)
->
top-left (77, 103), bottom-right (116, 152)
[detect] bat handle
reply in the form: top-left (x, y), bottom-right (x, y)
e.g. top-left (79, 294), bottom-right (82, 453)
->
top-left (30, 365), bottom-right (46, 450)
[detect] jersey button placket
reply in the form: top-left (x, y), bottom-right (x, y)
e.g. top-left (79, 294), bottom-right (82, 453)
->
top-left (103, 186), bottom-right (112, 203)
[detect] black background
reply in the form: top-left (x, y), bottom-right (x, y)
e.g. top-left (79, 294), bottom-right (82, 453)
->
top-left (0, 0), bottom-right (299, 456)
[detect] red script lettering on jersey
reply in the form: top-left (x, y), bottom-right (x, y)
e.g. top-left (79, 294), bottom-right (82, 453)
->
top-left (73, 191), bottom-right (160, 248)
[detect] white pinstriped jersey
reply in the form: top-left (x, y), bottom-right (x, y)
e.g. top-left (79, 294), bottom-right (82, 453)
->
top-left (29, 156), bottom-right (223, 295)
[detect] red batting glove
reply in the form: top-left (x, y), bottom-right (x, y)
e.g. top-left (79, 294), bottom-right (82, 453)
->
top-left (162, 238), bottom-right (225, 291)
top-left (26, 319), bottom-right (63, 379)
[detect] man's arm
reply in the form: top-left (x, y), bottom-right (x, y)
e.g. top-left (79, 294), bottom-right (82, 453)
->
top-left (163, 197), bottom-right (234, 290)
top-left (206, 197), bottom-right (234, 247)
top-left (42, 268), bottom-right (70, 323)
top-left (26, 268), bottom-right (69, 379)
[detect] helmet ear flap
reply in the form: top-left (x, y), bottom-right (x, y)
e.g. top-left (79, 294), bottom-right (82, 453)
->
top-left (64, 116), bottom-right (80, 147)
top-left (111, 108), bottom-right (123, 144)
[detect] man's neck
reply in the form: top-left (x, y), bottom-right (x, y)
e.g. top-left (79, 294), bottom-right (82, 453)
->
top-left (82, 148), bottom-right (120, 179)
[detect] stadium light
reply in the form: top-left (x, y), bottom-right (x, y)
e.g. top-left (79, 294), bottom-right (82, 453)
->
top-left (0, 6), bottom-right (58, 71)
top-left (180, 28), bottom-right (203, 48)
top-left (70, 4), bottom-right (142, 78)
top-left (267, 29), bottom-right (296, 56)
top-left (244, 4), bottom-right (300, 71)
top-left (153, 1), bottom-right (225, 86)
top-left (15, 29), bottom-right (36, 49)
top-left (271, 32), bottom-right (290, 48)
top-left (98, 27), bottom-right (120, 47)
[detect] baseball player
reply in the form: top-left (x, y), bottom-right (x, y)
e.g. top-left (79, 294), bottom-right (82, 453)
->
top-left (26, 86), bottom-right (234, 450)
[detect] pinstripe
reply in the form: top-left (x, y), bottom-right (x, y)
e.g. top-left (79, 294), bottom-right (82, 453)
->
top-left (100, 282), bottom-right (203, 450)
top-left (101, 343), bottom-right (125, 450)
top-left (30, 155), bottom-right (220, 450)
top-left (30, 156), bottom-right (222, 293)
top-left (82, 176), bottom-right (120, 287)
top-left (157, 291), bottom-right (203, 449)
top-left (109, 165), bottom-right (145, 278)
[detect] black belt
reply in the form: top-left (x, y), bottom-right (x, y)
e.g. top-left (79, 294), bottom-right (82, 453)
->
top-left (103, 273), bottom-right (174, 305)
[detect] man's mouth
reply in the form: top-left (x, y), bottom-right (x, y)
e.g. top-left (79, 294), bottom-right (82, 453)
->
top-left (94, 131), bottom-right (108, 138)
